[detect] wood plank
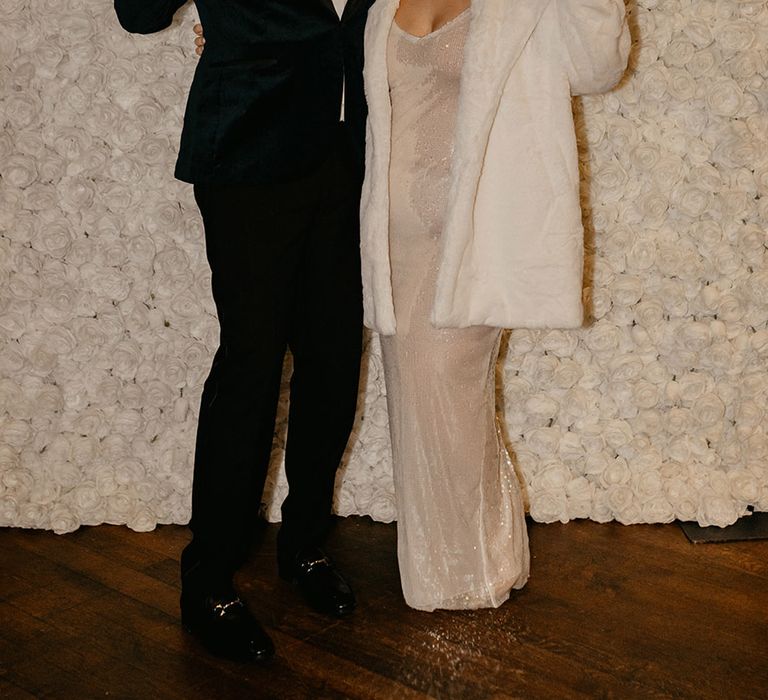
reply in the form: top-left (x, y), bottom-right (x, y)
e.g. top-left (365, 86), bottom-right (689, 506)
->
top-left (1, 518), bottom-right (767, 700)
top-left (10, 530), bottom-right (179, 617)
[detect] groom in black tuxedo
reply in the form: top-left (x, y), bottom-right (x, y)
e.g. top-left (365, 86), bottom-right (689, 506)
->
top-left (114, 0), bottom-right (374, 661)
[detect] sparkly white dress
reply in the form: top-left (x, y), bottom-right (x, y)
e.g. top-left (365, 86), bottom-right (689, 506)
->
top-left (381, 10), bottom-right (530, 611)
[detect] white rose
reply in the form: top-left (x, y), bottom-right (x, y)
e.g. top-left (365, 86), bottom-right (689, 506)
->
top-left (17, 502), bottom-right (46, 528)
top-left (142, 380), bottom-right (175, 409)
top-left (72, 407), bottom-right (108, 437)
top-left (81, 264), bottom-right (132, 302)
top-left (697, 494), bottom-right (740, 528)
top-left (576, 420), bottom-right (605, 454)
top-left (111, 340), bottom-right (142, 380)
top-left (529, 490), bottom-right (567, 524)
top-left (589, 489), bottom-right (613, 523)
top-left (583, 323), bottom-right (621, 354)
top-left (4, 153), bottom-right (38, 189)
top-left (0, 379), bottom-right (24, 417)
top-left (667, 71), bottom-right (698, 104)
top-left (113, 119), bottom-right (147, 151)
top-left (609, 355), bottom-right (644, 382)
top-left (173, 397), bottom-right (189, 423)
top-left (632, 409), bottom-right (661, 435)
top-left (5, 92), bottom-right (43, 130)
top-left (539, 330), bottom-right (579, 358)
top-left (665, 408), bottom-right (692, 436)
top-left (682, 18), bottom-right (712, 47)
top-left (692, 393), bottom-right (725, 426)
top-left (633, 299), bottom-right (664, 329)
top-left (673, 185), bottom-right (713, 218)
top-left (565, 476), bottom-right (593, 519)
top-left (130, 95), bottom-right (164, 125)
top-left (49, 504), bottom-right (79, 534)
top-left (85, 371), bottom-right (120, 406)
top-left (108, 154), bottom-right (143, 188)
top-left (0, 492), bottom-right (19, 525)
top-left (558, 431), bottom-right (583, 462)
top-left (101, 182), bottom-right (133, 211)
top-left (686, 49), bottom-right (718, 78)
top-left (634, 190), bottom-right (670, 228)
top-left (633, 380), bottom-right (661, 410)
top-left (611, 274), bottom-right (644, 308)
top-left (721, 438), bottom-right (744, 465)
top-left (667, 433), bottom-right (695, 463)
top-left (112, 409), bottom-right (145, 436)
top-left (593, 159), bottom-right (629, 201)
top-left (728, 470), bottom-right (759, 503)
top-left (718, 20), bottom-right (756, 54)
top-left (71, 482), bottom-right (105, 525)
top-left (661, 280), bottom-right (692, 319)
top-left (639, 64), bottom-right (669, 101)
top-left (169, 289), bottom-right (203, 321)
top-left (524, 427), bottom-right (561, 457)
top-left (0, 419), bottom-right (32, 448)
top-left (105, 493), bottom-right (136, 523)
top-left (625, 239), bottom-right (656, 272)
top-left (530, 462), bottom-right (571, 492)
top-left (701, 340), bottom-right (740, 374)
top-left (583, 452), bottom-right (610, 479)
top-left (556, 387), bottom-right (595, 428)
top-left (606, 485), bottom-right (638, 522)
top-left (632, 470), bottom-right (664, 501)
top-left (524, 394), bottom-right (559, 423)
top-left (589, 287), bottom-right (613, 320)
top-left (629, 142), bottom-right (661, 173)
top-left (136, 136), bottom-right (172, 165)
top-left (599, 457), bottom-right (631, 487)
top-left (640, 496), bottom-right (675, 523)
top-left (603, 420), bottom-right (633, 450)
top-left (125, 506), bottom-right (157, 532)
top-left (2, 468), bottom-right (34, 500)
top-left (662, 39), bottom-right (695, 68)
top-left (70, 435), bottom-right (98, 466)
top-left (665, 476), bottom-right (698, 521)
top-left (706, 77), bottom-right (745, 117)
top-left (114, 457), bottom-right (146, 485)
top-left (747, 430), bottom-right (768, 460)
top-left (551, 359), bottom-right (583, 389)
top-left (749, 330), bottom-right (768, 361)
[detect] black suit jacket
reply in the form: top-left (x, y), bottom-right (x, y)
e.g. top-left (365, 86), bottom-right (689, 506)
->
top-left (114, 0), bottom-right (374, 185)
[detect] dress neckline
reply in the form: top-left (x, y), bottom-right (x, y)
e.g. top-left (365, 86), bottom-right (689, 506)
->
top-left (392, 7), bottom-right (470, 42)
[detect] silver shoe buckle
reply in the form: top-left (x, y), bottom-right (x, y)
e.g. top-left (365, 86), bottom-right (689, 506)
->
top-left (212, 597), bottom-right (244, 618)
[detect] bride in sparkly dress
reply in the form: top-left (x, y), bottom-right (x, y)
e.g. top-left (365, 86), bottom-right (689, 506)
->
top-left (360, 0), bottom-right (629, 610)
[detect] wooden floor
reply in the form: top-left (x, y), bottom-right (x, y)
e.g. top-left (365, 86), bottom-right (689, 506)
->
top-left (1, 518), bottom-right (766, 700)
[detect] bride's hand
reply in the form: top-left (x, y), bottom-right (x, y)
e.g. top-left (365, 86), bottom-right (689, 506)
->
top-left (193, 23), bottom-right (205, 56)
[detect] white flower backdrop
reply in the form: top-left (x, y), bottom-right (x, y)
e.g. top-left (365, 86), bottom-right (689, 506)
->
top-left (0, 0), bottom-right (766, 534)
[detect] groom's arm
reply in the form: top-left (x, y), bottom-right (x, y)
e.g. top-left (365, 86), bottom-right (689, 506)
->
top-left (114, 0), bottom-right (188, 34)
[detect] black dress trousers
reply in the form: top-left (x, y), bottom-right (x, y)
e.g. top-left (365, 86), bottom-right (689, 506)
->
top-left (186, 128), bottom-right (363, 581)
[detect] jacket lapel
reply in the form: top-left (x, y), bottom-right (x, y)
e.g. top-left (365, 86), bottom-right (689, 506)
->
top-left (342, 0), bottom-right (372, 20)
top-left (433, 0), bottom-right (553, 323)
top-left (318, 0), bottom-right (337, 16)
top-left (449, 0), bottom-right (552, 195)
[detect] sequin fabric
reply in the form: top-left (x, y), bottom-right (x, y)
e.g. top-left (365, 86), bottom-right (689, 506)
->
top-left (382, 10), bottom-right (530, 611)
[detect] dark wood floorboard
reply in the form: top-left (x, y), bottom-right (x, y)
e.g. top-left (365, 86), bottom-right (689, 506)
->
top-left (1, 517), bottom-right (766, 699)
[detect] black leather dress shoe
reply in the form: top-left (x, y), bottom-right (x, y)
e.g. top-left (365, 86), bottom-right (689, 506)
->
top-left (281, 548), bottom-right (356, 617)
top-left (180, 589), bottom-right (275, 662)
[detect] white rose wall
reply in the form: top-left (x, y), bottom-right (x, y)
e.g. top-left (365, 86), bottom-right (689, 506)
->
top-left (0, 0), bottom-right (766, 534)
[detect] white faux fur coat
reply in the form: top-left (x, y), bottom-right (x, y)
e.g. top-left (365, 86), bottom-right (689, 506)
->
top-left (360, 0), bottom-right (631, 335)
